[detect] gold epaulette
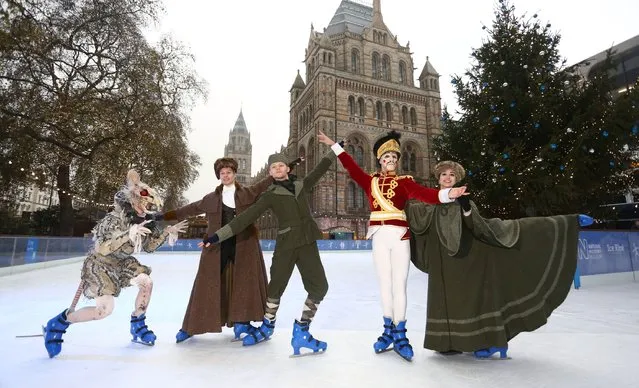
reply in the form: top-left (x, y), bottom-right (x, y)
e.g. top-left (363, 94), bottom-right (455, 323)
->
top-left (397, 175), bottom-right (414, 180)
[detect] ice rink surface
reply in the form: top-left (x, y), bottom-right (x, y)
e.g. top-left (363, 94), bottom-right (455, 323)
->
top-left (1, 251), bottom-right (638, 388)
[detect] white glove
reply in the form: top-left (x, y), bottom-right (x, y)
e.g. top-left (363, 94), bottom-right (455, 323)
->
top-left (129, 220), bottom-right (152, 253)
top-left (166, 220), bottom-right (189, 246)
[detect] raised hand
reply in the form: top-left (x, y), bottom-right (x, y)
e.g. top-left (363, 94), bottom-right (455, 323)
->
top-left (448, 185), bottom-right (469, 200)
top-left (129, 220), bottom-right (152, 240)
top-left (197, 234), bottom-right (220, 248)
top-left (166, 220), bottom-right (188, 235)
top-left (318, 130), bottom-right (335, 146)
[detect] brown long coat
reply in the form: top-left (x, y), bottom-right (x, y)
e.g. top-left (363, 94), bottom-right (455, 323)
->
top-left (165, 177), bottom-right (271, 334)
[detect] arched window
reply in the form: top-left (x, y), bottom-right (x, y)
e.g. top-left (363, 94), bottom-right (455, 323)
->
top-left (356, 186), bottom-right (365, 209)
top-left (347, 136), bottom-right (366, 169)
top-left (402, 144), bottom-right (418, 173)
top-left (307, 137), bottom-right (316, 170)
top-left (355, 146), bottom-right (364, 167)
top-left (372, 52), bottom-right (380, 78)
top-left (385, 102), bottom-right (393, 122)
top-left (382, 55), bottom-right (391, 81)
top-left (347, 182), bottom-right (356, 209)
top-left (399, 61), bottom-right (407, 84)
top-left (351, 49), bottom-right (360, 73)
top-left (410, 108), bottom-right (417, 126)
top-left (298, 146), bottom-right (306, 178)
top-left (375, 101), bottom-right (383, 120)
top-left (357, 97), bottom-right (365, 117)
top-left (402, 106), bottom-right (409, 124)
top-left (348, 96), bottom-right (356, 116)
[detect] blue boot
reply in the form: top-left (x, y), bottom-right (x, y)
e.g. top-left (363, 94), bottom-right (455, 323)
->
top-left (43, 309), bottom-right (71, 358)
top-left (242, 317), bottom-right (275, 346)
top-left (579, 214), bottom-right (594, 227)
top-left (474, 346), bottom-right (508, 359)
top-left (233, 322), bottom-right (255, 341)
top-left (175, 329), bottom-right (192, 343)
top-left (392, 320), bottom-right (413, 361)
top-left (291, 320), bottom-right (327, 356)
top-left (373, 316), bottom-right (395, 353)
top-left (130, 313), bottom-right (156, 345)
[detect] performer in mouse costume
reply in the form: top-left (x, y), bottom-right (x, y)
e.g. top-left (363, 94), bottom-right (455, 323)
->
top-left (200, 150), bottom-right (333, 357)
top-left (42, 169), bottom-right (188, 358)
top-left (317, 130), bottom-right (467, 362)
top-left (406, 160), bottom-right (593, 359)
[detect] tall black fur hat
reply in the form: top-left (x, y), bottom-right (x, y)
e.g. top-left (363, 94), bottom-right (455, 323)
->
top-left (373, 130), bottom-right (402, 160)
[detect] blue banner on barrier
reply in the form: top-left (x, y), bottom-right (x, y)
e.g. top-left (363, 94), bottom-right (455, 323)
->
top-left (4, 231), bottom-right (639, 280)
top-left (156, 239), bottom-right (374, 252)
top-left (626, 232), bottom-right (639, 273)
top-left (25, 238), bottom-right (39, 264)
top-left (577, 231), bottom-right (632, 275)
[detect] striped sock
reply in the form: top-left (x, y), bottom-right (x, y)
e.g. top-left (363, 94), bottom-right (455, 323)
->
top-left (264, 297), bottom-right (280, 321)
top-left (300, 298), bottom-right (319, 323)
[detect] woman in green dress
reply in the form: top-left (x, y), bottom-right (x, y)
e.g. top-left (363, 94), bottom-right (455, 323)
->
top-left (407, 161), bottom-right (592, 359)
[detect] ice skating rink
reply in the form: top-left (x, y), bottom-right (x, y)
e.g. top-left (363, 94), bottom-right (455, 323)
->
top-left (1, 251), bottom-right (638, 388)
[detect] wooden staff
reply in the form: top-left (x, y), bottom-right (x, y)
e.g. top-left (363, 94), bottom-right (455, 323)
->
top-left (16, 281), bottom-right (84, 338)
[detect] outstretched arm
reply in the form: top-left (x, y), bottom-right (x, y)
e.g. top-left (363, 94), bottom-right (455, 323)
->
top-left (303, 154), bottom-right (335, 188)
top-left (402, 178), bottom-right (456, 204)
top-left (213, 194), bottom-right (271, 244)
top-left (155, 196), bottom-right (214, 222)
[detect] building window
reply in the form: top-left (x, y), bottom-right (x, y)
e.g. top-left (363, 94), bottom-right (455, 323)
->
top-left (351, 49), bottom-right (360, 73)
top-left (382, 55), bottom-right (391, 81)
top-left (347, 182), bottom-right (356, 209)
top-left (402, 106), bottom-right (409, 124)
top-left (298, 146), bottom-right (306, 178)
top-left (402, 144), bottom-right (418, 173)
top-left (357, 97), bottom-right (365, 117)
top-left (348, 96), bottom-right (356, 116)
top-left (375, 101), bottom-right (383, 120)
top-left (372, 52), bottom-right (380, 78)
top-left (399, 61), bottom-right (407, 84)
top-left (410, 108), bottom-right (417, 126)
top-left (385, 102), bottom-right (393, 122)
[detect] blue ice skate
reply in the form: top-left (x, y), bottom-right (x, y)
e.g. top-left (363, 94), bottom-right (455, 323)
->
top-left (578, 214), bottom-right (594, 227)
top-left (175, 329), bottom-right (192, 343)
top-left (232, 322), bottom-right (255, 342)
top-left (290, 320), bottom-right (327, 357)
top-left (130, 313), bottom-right (156, 346)
top-left (392, 320), bottom-right (413, 361)
top-left (474, 346), bottom-right (509, 360)
top-left (242, 317), bottom-right (275, 346)
top-left (43, 309), bottom-right (71, 358)
top-left (373, 316), bottom-right (395, 353)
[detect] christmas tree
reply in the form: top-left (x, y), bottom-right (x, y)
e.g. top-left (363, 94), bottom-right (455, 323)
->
top-left (434, 0), bottom-right (639, 219)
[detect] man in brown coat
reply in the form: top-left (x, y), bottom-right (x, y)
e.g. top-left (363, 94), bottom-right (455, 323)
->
top-left (156, 158), bottom-right (273, 342)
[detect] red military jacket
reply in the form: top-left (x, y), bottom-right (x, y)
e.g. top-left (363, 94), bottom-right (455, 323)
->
top-left (336, 147), bottom-right (444, 229)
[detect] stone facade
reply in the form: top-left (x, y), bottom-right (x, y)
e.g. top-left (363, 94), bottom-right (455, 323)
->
top-left (254, 0), bottom-right (443, 240)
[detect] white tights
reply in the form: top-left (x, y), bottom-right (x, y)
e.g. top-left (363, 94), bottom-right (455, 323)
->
top-left (371, 226), bottom-right (411, 324)
top-left (67, 273), bottom-right (153, 323)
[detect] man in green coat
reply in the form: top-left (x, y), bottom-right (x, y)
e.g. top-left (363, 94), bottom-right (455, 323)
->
top-left (201, 150), bottom-right (334, 356)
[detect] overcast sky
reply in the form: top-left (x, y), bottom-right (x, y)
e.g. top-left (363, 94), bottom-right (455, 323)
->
top-left (148, 0), bottom-right (638, 203)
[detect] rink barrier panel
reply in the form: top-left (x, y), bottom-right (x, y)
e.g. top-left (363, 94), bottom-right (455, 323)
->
top-left (1, 232), bottom-right (638, 287)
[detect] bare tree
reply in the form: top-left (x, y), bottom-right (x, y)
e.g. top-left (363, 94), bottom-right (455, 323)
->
top-left (0, 0), bottom-right (206, 234)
